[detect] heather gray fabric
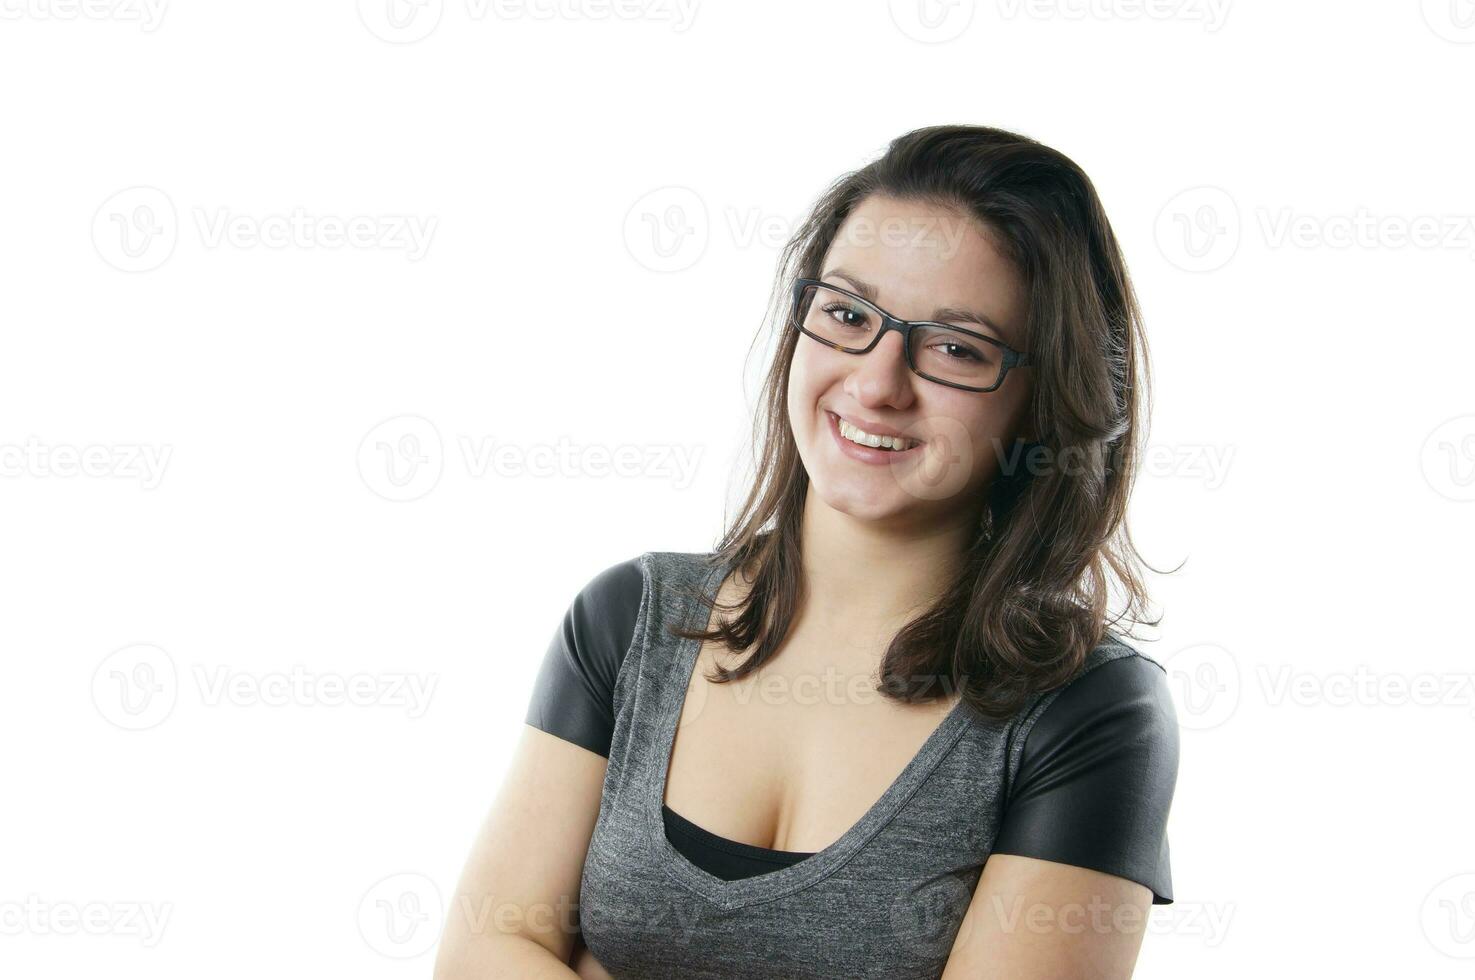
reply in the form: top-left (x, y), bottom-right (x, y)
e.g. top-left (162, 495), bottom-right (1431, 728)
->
top-left (552, 549), bottom-right (1176, 979)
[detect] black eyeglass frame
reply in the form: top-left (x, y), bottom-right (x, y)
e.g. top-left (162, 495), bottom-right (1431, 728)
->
top-left (790, 277), bottom-right (1031, 393)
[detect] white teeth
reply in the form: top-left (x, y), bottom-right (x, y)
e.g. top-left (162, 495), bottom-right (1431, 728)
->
top-left (836, 415), bottom-right (915, 451)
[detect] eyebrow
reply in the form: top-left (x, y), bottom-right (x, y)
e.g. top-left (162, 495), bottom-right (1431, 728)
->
top-left (820, 267), bottom-right (1013, 344)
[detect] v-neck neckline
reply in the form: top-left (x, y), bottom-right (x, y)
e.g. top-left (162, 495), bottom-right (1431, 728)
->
top-left (646, 551), bottom-right (975, 911)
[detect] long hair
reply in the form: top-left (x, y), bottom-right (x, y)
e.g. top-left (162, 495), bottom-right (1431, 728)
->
top-left (669, 123), bottom-right (1163, 720)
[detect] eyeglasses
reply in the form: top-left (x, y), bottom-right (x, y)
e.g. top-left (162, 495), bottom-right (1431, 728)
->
top-left (789, 278), bottom-right (1030, 393)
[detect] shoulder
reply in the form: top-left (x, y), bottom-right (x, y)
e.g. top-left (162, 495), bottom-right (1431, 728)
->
top-left (571, 554), bottom-right (650, 639)
top-left (521, 553), bottom-right (650, 758)
top-left (992, 634), bottom-right (1180, 904)
top-left (1022, 637), bottom-right (1178, 755)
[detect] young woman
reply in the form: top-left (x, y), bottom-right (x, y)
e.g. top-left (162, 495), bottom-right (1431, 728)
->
top-left (435, 124), bottom-right (1180, 979)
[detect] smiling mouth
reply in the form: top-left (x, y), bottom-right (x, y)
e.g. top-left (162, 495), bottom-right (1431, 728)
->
top-left (828, 411), bottom-right (922, 452)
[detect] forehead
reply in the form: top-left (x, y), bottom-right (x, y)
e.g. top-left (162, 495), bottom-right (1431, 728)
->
top-left (823, 194), bottom-right (1026, 346)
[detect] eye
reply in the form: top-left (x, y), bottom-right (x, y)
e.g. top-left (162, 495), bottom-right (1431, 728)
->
top-left (926, 337), bottom-right (996, 364)
top-left (822, 302), bottom-right (871, 330)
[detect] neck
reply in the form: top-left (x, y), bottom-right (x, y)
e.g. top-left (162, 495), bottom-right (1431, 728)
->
top-left (792, 490), bottom-right (979, 649)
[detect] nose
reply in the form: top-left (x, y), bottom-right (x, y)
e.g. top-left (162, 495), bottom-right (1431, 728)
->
top-left (845, 328), bottom-right (914, 404)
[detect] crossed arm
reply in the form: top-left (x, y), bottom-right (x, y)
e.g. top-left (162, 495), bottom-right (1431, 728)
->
top-left (434, 725), bottom-right (1156, 979)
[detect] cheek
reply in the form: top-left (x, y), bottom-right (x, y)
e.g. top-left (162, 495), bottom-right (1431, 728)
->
top-left (786, 344), bottom-right (827, 419)
top-left (966, 394), bottom-right (1032, 480)
top-left (937, 403), bottom-right (1019, 481)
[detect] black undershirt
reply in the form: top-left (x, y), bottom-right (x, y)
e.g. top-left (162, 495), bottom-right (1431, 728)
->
top-left (661, 803), bottom-right (816, 880)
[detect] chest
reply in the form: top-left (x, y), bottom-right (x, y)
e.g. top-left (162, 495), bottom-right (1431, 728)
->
top-left (660, 635), bottom-right (960, 854)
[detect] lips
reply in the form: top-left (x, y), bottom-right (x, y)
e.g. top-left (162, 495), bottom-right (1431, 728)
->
top-left (824, 410), bottom-right (925, 464)
top-left (827, 410), bottom-right (922, 449)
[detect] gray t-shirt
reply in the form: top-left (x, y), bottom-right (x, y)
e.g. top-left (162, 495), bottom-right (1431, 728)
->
top-left (525, 549), bottom-right (1179, 979)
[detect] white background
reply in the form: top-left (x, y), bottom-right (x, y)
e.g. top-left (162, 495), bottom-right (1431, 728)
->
top-left (2, 1), bottom-right (1473, 977)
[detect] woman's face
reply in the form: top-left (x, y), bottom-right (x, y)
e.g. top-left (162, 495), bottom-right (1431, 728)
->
top-left (787, 193), bottom-right (1033, 528)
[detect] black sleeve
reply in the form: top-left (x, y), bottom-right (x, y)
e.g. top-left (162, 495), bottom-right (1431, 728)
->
top-left (991, 653), bottom-right (1179, 904)
top-left (522, 556), bottom-right (646, 758)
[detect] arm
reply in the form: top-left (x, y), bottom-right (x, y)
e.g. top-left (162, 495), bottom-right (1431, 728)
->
top-left (941, 854), bottom-right (1152, 979)
top-left (943, 652), bottom-right (1179, 979)
top-left (432, 724), bottom-right (606, 978)
top-left (435, 556), bottom-right (644, 979)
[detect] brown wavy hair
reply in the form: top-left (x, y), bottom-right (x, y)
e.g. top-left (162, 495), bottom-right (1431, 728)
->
top-left (669, 123), bottom-right (1164, 720)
